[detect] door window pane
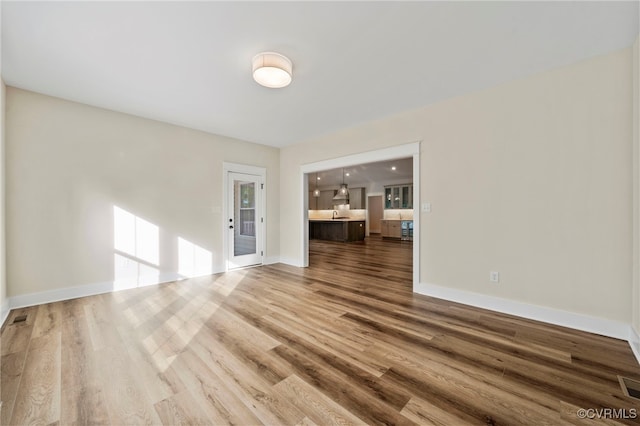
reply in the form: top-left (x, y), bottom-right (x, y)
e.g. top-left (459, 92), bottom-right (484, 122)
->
top-left (234, 181), bottom-right (256, 256)
top-left (240, 183), bottom-right (255, 208)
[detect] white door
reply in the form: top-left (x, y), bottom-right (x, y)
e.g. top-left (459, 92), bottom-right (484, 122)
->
top-left (228, 172), bottom-right (263, 269)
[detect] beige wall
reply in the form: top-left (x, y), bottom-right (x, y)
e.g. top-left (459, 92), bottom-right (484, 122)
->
top-left (633, 35), bottom-right (639, 333)
top-left (3, 44), bottom-right (635, 327)
top-left (281, 47), bottom-right (633, 323)
top-left (1, 80), bottom-right (5, 312)
top-left (6, 88), bottom-right (280, 297)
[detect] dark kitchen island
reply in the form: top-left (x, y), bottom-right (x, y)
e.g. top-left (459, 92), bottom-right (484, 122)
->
top-left (309, 219), bottom-right (366, 242)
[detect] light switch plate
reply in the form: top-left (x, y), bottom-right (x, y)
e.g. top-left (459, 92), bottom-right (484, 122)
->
top-left (422, 202), bottom-right (431, 213)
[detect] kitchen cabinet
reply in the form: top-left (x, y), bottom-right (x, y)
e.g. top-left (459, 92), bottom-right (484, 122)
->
top-left (319, 190), bottom-right (336, 210)
top-left (310, 190), bottom-right (337, 210)
top-left (381, 220), bottom-right (413, 240)
top-left (381, 220), bottom-right (402, 238)
top-left (349, 187), bottom-right (365, 209)
top-left (384, 184), bottom-right (413, 209)
top-left (309, 220), bottom-right (365, 242)
top-left (310, 188), bottom-right (365, 210)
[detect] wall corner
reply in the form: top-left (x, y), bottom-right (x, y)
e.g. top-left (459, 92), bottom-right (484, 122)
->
top-left (632, 34), bottom-right (640, 334)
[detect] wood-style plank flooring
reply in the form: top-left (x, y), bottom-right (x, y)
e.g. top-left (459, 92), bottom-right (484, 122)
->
top-left (2, 236), bottom-right (640, 425)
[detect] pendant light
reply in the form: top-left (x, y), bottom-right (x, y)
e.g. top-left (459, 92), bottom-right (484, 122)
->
top-left (313, 173), bottom-right (320, 197)
top-left (332, 168), bottom-right (350, 202)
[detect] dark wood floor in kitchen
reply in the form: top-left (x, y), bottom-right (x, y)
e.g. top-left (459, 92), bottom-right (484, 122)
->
top-left (2, 235), bottom-right (640, 425)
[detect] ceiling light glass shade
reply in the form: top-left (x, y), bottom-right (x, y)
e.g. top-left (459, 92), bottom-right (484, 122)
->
top-left (252, 52), bottom-right (292, 88)
top-left (333, 168), bottom-right (350, 202)
top-left (313, 173), bottom-right (320, 197)
top-left (333, 184), bottom-right (350, 201)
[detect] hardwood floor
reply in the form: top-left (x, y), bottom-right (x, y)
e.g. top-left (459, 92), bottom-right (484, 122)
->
top-left (2, 236), bottom-right (640, 425)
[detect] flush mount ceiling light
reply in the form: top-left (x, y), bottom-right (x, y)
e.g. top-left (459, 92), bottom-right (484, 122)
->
top-left (252, 52), bottom-right (292, 88)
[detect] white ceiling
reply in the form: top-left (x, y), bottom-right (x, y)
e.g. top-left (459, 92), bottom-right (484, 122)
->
top-left (309, 157), bottom-right (413, 189)
top-left (2, 2), bottom-right (638, 148)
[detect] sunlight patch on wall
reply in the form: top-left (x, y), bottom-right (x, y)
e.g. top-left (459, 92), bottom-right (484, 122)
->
top-left (113, 206), bottom-right (160, 290)
top-left (178, 237), bottom-right (212, 278)
top-left (114, 206), bottom-right (159, 265)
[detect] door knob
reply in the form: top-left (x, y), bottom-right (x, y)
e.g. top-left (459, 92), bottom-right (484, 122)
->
top-left (229, 225), bottom-right (234, 229)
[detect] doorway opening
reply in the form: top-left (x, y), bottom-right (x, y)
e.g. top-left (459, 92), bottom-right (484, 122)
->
top-left (300, 142), bottom-right (420, 289)
top-left (368, 195), bottom-right (383, 234)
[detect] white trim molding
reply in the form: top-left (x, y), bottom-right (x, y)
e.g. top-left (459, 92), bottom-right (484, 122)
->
top-left (299, 141), bottom-right (421, 288)
top-left (1, 298), bottom-right (9, 328)
top-left (3, 269), bottom-right (639, 365)
top-left (630, 326), bottom-right (640, 364)
top-left (416, 282), bottom-right (631, 341)
top-left (9, 272), bottom-right (183, 310)
top-left (279, 257), bottom-right (305, 268)
top-left (300, 143), bottom-right (421, 173)
top-left (263, 256), bottom-right (280, 266)
top-left (3, 269), bottom-right (228, 314)
top-left (222, 162), bottom-right (267, 272)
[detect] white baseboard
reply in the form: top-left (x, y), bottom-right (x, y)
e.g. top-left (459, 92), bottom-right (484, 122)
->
top-left (6, 263), bottom-right (235, 311)
top-left (629, 326), bottom-right (640, 365)
top-left (5, 272), bottom-right (639, 364)
top-left (10, 279), bottom-right (115, 310)
top-left (4, 261), bottom-right (237, 314)
top-left (415, 282), bottom-right (631, 340)
top-left (279, 257), bottom-right (304, 267)
top-left (8, 272), bottom-right (185, 311)
top-left (263, 256), bottom-right (280, 265)
top-left (0, 298), bottom-right (9, 328)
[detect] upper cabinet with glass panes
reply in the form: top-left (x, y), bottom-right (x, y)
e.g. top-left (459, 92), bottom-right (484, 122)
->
top-left (384, 184), bottom-right (413, 209)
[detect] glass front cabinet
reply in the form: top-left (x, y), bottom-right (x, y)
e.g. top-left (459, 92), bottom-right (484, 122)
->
top-left (385, 184), bottom-right (413, 209)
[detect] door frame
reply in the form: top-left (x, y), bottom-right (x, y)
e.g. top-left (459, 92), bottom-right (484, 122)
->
top-left (223, 162), bottom-right (267, 271)
top-left (300, 141), bottom-right (421, 288)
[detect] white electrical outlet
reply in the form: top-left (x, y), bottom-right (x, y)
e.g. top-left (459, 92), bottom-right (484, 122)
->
top-left (490, 271), bottom-right (500, 283)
